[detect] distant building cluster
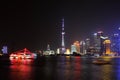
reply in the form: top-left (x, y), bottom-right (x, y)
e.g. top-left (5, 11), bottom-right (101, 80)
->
top-left (39, 20), bottom-right (120, 56)
top-left (67, 29), bottom-right (120, 56)
top-left (1, 19), bottom-right (120, 57)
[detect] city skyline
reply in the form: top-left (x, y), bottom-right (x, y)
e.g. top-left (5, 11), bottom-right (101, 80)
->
top-left (1, 1), bottom-right (120, 51)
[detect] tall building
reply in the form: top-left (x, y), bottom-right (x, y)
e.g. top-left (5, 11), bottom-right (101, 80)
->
top-left (111, 34), bottom-right (120, 54)
top-left (93, 32), bottom-right (101, 52)
top-left (71, 45), bottom-right (77, 54)
top-left (85, 38), bottom-right (90, 50)
top-left (72, 41), bottom-right (80, 54)
top-left (71, 41), bottom-right (80, 54)
top-left (93, 31), bottom-right (104, 55)
top-left (103, 39), bottom-right (111, 54)
top-left (80, 40), bottom-right (86, 55)
top-left (61, 18), bottom-right (66, 54)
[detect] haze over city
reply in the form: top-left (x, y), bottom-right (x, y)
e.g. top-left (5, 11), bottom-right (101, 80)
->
top-left (1, 0), bottom-right (120, 51)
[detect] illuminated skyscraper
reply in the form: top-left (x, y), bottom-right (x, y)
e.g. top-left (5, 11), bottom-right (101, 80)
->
top-left (85, 38), bottom-right (90, 49)
top-left (80, 40), bottom-right (86, 55)
top-left (71, 45), bottom-right (77, 54)
top-left (73, 41), bottom-right (80, 54)
top-left (111, 34), bottom-right (120, 54)
top-left (71, 41), bottom-right (80, 54)
top-left (93, 32), bottom-right (101, 52)
top-left (61, 18), bottom-right (66, 54)
top-left (103, 39), bottom-right (111, 54)
top-left (93, 31), bottom-right (104, 55)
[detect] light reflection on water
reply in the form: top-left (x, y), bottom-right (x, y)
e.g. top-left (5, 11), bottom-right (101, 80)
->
top-left (0, 56), bottom-right (120, 80)
top-left (101, 65), bottom-right (112, 80)
top-left (9, 59), bottom-right (34, 80)
top-left (113, 58), bottom-right (120, 80)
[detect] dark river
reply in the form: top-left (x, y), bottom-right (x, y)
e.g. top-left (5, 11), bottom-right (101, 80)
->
top-left (0, 56), bottom-right (120, 80)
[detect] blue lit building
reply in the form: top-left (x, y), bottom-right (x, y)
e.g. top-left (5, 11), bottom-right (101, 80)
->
top-left (111, 33), bottom-right (120, 55)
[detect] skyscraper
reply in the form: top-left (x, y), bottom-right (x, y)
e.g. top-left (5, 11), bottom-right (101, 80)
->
top-left (103, 39), bottom-right (111, 54)
top-left (85, 38), bottom-right (90, 50)
top-left (71, 44), bottom-right (77, 54)
top-left (111, 34), bottom-right (120, 54)
top-left (93, 31), bottom-right (104, 54)
top-left (93, 32), bottom-right (101, 52)
top-left (80, 40), bottom-right (86, 55)
top-left (73, 41), bottom-right (80, 54)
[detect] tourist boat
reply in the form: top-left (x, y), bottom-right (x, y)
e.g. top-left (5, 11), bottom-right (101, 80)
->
top-left (9, 48), bottom-right (35, 59)
top-left (9, 53), bottom-right (34, 59)
top-left (92, 59), bottom-right (111, 65)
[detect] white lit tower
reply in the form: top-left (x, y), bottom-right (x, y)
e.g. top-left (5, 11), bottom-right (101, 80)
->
top-left (61, 18), bottom-right (66, 54)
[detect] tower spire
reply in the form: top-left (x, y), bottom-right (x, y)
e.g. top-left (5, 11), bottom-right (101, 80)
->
top-left (61, 18), bottom-right (66, 54)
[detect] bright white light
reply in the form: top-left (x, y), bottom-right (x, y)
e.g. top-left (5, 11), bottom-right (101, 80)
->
top-left (114, 33), bottom-right (119, 36)
top-left (93, 33), bottom-right (97, 36)
top-left (118, 27), bottom-right (120, 30)
top-left (100, 36), bottom-right (108, 39)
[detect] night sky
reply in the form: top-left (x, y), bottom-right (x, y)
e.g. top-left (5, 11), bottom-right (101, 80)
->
top-left (1, 0), bottom-right (120, 52)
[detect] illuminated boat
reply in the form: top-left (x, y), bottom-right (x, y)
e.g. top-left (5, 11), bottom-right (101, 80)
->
top-left (9, 54), bottom-right (18, 59)
top-left (92, 59), bottom-right (111, 65)
top-left (9, 48), bottom-right (35, 59)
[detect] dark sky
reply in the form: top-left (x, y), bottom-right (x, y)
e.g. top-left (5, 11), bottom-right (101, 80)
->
top-left (1, 0), bottom-right (120, 52)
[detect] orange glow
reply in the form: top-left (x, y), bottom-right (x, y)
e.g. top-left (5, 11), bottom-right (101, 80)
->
top-left (73, 41), bottom-right (80, 53)
top-left (104, 40), bottom-right (111, 44)
top-left (65, 49), bottom-right (70, 55)
top-left (106, 49), bottom-right (111, 54)
top-left (104, 40), bottom-right (111, 54)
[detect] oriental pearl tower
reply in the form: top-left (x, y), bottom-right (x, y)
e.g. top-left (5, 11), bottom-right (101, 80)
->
top-left (61, 18), bottom-right (66, 54)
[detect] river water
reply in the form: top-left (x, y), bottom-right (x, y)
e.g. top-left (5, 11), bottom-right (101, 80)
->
top-left (0, 56), bottom-right (120, 80)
